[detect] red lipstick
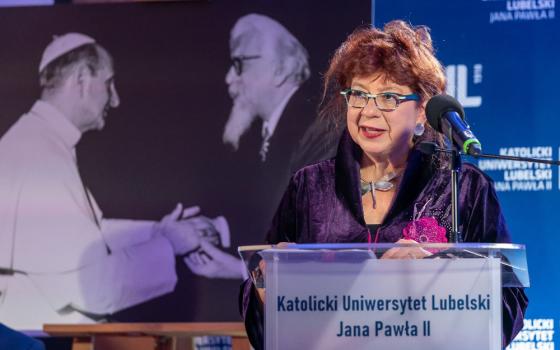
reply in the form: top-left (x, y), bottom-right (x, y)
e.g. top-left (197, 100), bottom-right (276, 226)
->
top-left (360, 126), bottom-right (384, 139)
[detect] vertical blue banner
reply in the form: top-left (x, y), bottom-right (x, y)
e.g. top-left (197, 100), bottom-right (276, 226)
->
top-left (374, 1), bottom-right (558, 347)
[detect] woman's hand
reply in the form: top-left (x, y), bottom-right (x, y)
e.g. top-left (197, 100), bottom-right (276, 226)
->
top-left (256, 284), bottom-right (266, 304)
top-left (380, 239), bottom-right (432, 259)
top-left (254, 242), bottom-right (291, 304)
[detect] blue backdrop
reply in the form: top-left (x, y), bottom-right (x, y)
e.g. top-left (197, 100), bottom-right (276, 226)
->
top-left (373, 0), bottom-right (558, 347)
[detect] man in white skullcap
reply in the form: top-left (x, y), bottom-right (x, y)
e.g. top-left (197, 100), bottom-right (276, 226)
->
top-left (0, 33), bottom-right (229, 330)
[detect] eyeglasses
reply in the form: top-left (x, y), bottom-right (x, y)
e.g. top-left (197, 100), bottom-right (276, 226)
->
top-left (231, 55), bottom-right (262, 76)
top-left (340, 88), bottom-right (420, 112)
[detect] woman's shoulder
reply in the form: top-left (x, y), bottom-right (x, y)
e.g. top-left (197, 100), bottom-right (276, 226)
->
top-left (461, 162), bottom-right (495, 186)
top-left (291, 158), bottom-right (336, 185)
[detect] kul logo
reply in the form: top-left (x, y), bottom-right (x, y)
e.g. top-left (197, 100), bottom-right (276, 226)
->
top-left (445, 64), bottom-right (482, 108)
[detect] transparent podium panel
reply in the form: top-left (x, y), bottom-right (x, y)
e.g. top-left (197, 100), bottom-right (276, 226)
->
top-left (238, 243), bottom-right (529, 350)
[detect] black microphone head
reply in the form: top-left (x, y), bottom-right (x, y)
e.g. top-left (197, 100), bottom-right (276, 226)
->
top-left (425, 94), bottom-right (465, 132)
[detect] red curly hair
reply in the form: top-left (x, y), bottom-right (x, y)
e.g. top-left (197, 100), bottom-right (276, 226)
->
top-left (320, 20), bottom-right (446, 147)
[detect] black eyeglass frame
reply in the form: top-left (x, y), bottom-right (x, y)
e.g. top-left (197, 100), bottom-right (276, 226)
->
top-left (231, 55), bottom-right (262, 76)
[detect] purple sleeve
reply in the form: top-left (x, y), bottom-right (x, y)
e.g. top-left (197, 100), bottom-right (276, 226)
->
top-left (461, 167), bottom-right (528, 347)
top-left (265, 174), bottom-right (300, 244)
top-left (238, 278), bottom-right (264, 350)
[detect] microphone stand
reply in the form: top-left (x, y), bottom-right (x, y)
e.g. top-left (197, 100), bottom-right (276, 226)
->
top-left (449, 148), bottom-right (462, 243)
top-left (422, 142), bottom-right (560, 244)
top-left (444, 125), bottom-right (463, 243)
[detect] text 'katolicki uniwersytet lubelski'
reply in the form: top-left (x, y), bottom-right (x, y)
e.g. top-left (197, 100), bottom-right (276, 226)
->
top-left (276, 294), bottom-right (491, 338)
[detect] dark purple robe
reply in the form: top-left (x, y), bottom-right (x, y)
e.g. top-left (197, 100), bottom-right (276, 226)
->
top-left (240, 130), bottom-right (528, 349)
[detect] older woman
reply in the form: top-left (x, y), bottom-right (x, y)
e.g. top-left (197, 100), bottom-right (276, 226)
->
top-left (240, 20), bottom-right (527, 349)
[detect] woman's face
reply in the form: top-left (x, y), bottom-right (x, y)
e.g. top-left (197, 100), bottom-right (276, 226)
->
top-left (346, 73), bottom-right (425, 162)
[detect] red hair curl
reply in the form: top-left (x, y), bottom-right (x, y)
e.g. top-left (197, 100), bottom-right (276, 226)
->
top-left (320, 20), bottom-right (446, 147)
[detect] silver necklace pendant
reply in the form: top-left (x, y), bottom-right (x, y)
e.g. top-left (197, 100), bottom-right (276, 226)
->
top-left (360, 171), bottom-right (399, 196)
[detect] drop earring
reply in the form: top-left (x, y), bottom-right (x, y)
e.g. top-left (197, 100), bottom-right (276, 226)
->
top-left (414, 123), bottom-right (425, 136)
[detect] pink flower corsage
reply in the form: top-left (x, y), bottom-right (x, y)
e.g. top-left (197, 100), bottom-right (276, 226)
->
top-left (402, 217), bottom-right (448, 247)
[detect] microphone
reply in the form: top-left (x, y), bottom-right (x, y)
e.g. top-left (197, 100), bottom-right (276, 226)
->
top-left (425, 94), bottom-right (482, 156)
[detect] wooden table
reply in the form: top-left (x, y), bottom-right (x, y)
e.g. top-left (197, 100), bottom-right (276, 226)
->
top-left (43, 322), bottom-right (250, 350)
